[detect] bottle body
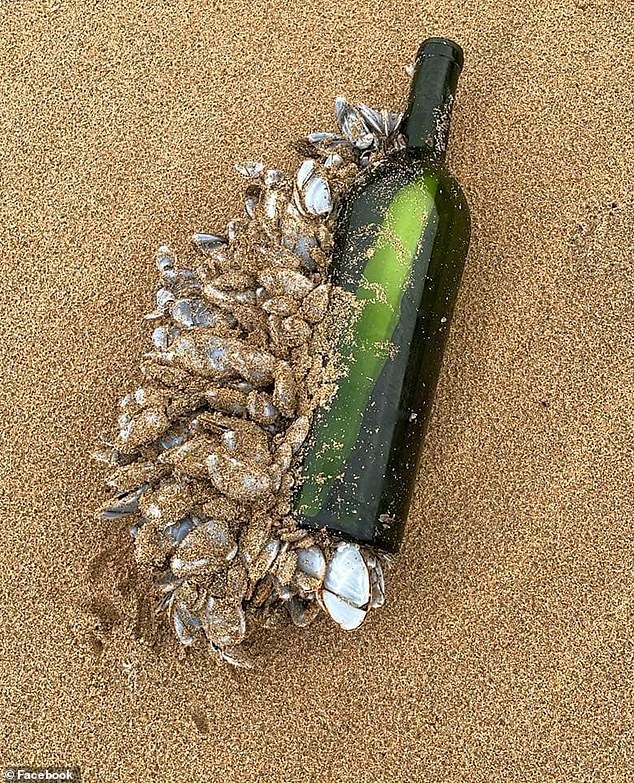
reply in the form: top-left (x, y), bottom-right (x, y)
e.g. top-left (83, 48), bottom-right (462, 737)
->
top-left (295, 149), bottom-right (470, 552)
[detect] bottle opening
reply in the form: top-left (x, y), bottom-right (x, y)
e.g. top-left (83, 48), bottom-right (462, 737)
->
top-left (416, 37), bottom-right (464, 72)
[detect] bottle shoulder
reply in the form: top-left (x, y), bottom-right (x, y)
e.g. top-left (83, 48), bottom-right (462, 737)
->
top-left (338, 150), bottom-right (470, 228)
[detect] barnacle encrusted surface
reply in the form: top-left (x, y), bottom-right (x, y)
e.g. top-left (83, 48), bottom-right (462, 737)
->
top-left (96, 98), bottom-right (404, 666)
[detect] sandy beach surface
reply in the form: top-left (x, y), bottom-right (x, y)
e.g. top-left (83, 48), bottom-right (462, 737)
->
top-left (1, 1), bottom-right (633, 780)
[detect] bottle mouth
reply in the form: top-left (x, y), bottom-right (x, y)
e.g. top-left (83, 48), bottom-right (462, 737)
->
top-left (416, 37), bottom-right (464, 71)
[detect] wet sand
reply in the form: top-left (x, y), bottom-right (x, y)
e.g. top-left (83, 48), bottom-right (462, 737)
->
top-left (1, 1), bottom-right (633, 780)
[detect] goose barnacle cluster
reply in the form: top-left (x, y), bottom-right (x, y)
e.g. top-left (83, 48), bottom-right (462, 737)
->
top-left (96, 93), bottom-right (404, 666)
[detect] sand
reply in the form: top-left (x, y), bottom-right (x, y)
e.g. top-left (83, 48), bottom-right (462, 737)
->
top-left (1, 1), bottom-right (633, 780)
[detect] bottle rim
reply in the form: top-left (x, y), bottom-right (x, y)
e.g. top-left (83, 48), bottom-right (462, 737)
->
top-left (416, 37), bottom-right (464, 71)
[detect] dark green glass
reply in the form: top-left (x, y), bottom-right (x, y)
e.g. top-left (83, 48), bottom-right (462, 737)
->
top-left (294, 38), bottom-right (471, 553)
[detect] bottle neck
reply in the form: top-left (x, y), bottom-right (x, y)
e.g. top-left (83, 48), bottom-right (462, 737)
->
top-left (401, 38), bottom-right (463, 163)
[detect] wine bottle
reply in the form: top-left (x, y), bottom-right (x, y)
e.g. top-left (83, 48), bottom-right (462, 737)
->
top-left (294, 37), bottom-right (471, 553)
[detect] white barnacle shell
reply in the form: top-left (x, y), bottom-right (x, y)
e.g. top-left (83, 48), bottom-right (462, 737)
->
top-left (151, 325), bottom-right (170, 351)
top-left (156, 245), bottom-right (175, 273)
top-left (301, 283), bottom-right (329, 324)
top-left (157, 288), bottom-right (175, 308)
top-left (170, 299), bottom-right (195, 328)
top-left (356, 103), bottom-right (388, 136)
top-left (145, 287), bottom-right (175, 320)
top-left (282, 415), bottom-right (310, 454)
top-left (207, 452), bottom-right (276, 502)
top-left (263, 168), bottom-right (284, 186)
top-left (322, 592), bottom-right (367, 631)
top-left (173, 608), bottom-right (196, 646)
top-left (158, 429), bottom-right (186, 452)
top-left (170, 518), bottom-right (237, 577)
top-left (165, 334), bottom-right (277, 387)
top-left (296, 545), bottom-right (326, 588)
top-left (386, 112), bottom-right (403, 136)
top-left (192, 232), bottom-right (228, 252)
top-left (292, 233), bottom-right (319, 267)
top-left (235, 160), bottom-right (264, 178)
top-left (296, 159), bottom-right (315, 190)
top-left (303, 176), bottom-right (332, 216)
top-left (294, 159), bottom-right (332, 218)
top-left (226, 219), bottom-right (242, 242)
top-left (322, 542), bottom-right (370, 630)
top-left (116, 407), bottom-right (170, 452)
top-left (170, 586), bottom-right (203, 646)
top-left (263, 189), bottom-right (280, 221)
top-left (246, 391), bottom-right (280, 427)
top-left (307, 131), bottom-right (351, 153)
top-left (334, 96), bottom-right (370, 142)
top-left (257, 267), bottom-right (315, 300)
top-left (323, 153), bottom-right (344, 169)
top-left (204, 594), bottom-right (247, 649)
top-left (272, 361), bottom-right (297, 418)
top-left (353, 132), bottom-right (375, 151)
top-left (259, 537), bottom-right (281, 570)
top-left (357, 103), bottom-right (402, 139)
top-left (244, 195), bottom-right (258, 218)
top-left (99, 485), bottom-right (146, 521)
top-left (171, 298), bottom-right (216, 328)
top-left (133, 388), bottom-right (147, 405)
top-left (164, 516), bottom-right (196, 545)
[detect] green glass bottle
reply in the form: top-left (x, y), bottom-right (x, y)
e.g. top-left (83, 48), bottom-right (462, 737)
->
top-left (295, 38), bottom-right (471, 553)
